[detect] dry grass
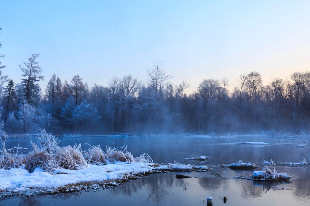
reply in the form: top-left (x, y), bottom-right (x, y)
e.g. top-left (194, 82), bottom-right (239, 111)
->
top-left (25, 151), bottom-right (55, 173)
top-left (105, 147), bottom-right (134, 162)
top-left (56, 144), bottom-right (87, 170)
top-left (0, 142), bottom-right (25, 169)
top-left (1, 130), bottom-right (151, 172)
top-left (134, 153), bottom-right (153, 163)
top-left (85, 145), bottom-right (106, 164)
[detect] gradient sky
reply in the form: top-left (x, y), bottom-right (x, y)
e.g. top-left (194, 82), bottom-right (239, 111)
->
top-left (1, 0), bottom-right (310, 93)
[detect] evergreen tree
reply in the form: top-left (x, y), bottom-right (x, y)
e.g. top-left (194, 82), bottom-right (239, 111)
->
top-left (20, 54), bottom-right (44, 106)
top-left (62, 80), bottom-right (71, 102)
top-left (0, 38), bottom-right (8, 97)
top-left (71, 75), bottom-right (86, 106)
top-left (2, 79), bottom-right (17, 121)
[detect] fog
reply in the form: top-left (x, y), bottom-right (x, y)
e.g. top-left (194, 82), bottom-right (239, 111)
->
top-left (1, 55), bottom-right (310, 135)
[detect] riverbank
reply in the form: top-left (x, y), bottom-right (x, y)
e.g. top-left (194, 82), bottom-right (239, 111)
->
top-left (0, 162), bottom-right (153, 197)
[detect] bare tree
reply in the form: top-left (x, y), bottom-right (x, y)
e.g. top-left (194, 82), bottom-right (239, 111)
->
top-left (238, 73), bottom-right (248, 107)
top-left (147, 65), bottom-right (171, 95)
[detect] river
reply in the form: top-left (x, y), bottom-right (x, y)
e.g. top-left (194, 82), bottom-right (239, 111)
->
top-left (1, 134), bottom-right (310, 206)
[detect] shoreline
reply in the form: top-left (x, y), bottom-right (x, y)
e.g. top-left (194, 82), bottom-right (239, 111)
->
top-left (0, 162), bottom-right (153, 198)
top-left (0, 162), bottom-right (212, 198)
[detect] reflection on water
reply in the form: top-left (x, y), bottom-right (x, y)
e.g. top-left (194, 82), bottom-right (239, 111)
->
top-left (1, 135), bottom-right (310, 205)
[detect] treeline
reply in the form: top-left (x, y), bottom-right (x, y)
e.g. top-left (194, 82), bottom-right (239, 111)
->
top-left (0, 53), bottom-right (310, 134)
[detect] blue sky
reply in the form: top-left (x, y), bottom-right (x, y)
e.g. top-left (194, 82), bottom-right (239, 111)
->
top-left (1, 0), bottom-right (310, 92)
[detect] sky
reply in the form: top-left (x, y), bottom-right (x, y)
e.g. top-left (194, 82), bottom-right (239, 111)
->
top-left (1, 0), bottom-right (310, 93)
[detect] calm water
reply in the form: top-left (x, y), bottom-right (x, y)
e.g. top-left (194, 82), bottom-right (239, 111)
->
top-left (1, 134), bottom-right (310, 206)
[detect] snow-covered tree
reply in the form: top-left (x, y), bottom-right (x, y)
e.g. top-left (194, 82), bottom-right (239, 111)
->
top-left (61, 80), bottom-right (71, 101)
top-left (72, 100), bottom-right (100, 131)
top-left (45, 74), bottom-right (63, 119)
top-left (5, 112), bottom-right (22, 134)
top-left (0, 38), bottom-right (8, 98)
top-left (20, 54), bottom-right (44, 106)
top-left (60, 96), bottom-right (75, 129)
top-left (2, 79), bottom-right (17, 121)
top-left (18, 100), bottom-right (37, 133)
top-left (147, 65), bottom-right (170, 95)
top-left (70, 75), bottom-right (88, 106)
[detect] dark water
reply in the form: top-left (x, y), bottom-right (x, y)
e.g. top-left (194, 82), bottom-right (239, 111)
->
top-left (1, 134), bottom-right (310, 206)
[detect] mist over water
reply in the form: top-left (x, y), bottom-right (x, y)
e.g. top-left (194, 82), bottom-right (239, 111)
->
top-left (2, 134), bottom-right (310, 206)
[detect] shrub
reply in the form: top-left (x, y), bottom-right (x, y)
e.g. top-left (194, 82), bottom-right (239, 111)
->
top-left (134, 153), bottom-right (153, 163)
top-left (35, 129), bottom-right (59, 153)
top-left (0, 142), bottom-right (25, 169)
top-left (56, 144), bottom-right (87, 170)
top-left (85, 145), bottom-right (106, 164)
top-left (105, 147), bottom-right (134, 162)
top-left (25, 151), bottom-right (56, 173)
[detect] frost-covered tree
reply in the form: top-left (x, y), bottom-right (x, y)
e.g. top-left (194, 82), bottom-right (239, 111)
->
top-left (197, 79), bottom-right (222, 132)
top-left (2, 80), bottom-right (17, 121)
top-left (146, 66), bottom-right (171, 131)
top-left (16, 99), bottom-right (52, 133)
top-left (61, 80), bottom-right (71, 101)
top-left (147, 65), bottom-right (170, 95)
top-left (18, 100), bottom-right (37, 133)
top-left (45, 74), bottom-right (63, 119)
top-left (71, 75), bottom-right (87, 106)
top-left (60, 96), bottom-right (75, 129)
top-left (0, 37), bottom-right (8, 98)
top-left (20, 54), bottom-right (44, 106)
top-left (89, 84), bottom-right (110, 130)
top-left (45, 74), bottom-right (57, 105)
top-left (56, 77), bottom-right (62, 100)
top-left (245, 71), bottom-right (262, 102)
top-left (36, 108), bottom-right (53, 131)
top-left (72, 100), bottom-right (100, 131)
top-left (106, 75), bottom-right (141, 132)
top-left (5, 112), bottom-right (22, 133)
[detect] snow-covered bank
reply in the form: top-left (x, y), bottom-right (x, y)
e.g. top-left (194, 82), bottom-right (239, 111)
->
top-left (0, 130), bottom-right (156, 196)
top-left (0, 162), bottom-right (213, 197)
top-left (0, 162), bottom-right (152, 194)
top-left (0, 130), bottom-right (214, 197)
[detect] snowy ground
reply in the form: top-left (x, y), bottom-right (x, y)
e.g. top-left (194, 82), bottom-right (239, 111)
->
top-left (0, 162), bottom-right (153, 193)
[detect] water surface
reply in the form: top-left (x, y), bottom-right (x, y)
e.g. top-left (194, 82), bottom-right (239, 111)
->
top-left (1, 134), bottom-right (310, 206)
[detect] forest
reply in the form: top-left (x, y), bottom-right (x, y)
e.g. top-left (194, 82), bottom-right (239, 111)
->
top-left (0, 50), bottom-right (310, 135)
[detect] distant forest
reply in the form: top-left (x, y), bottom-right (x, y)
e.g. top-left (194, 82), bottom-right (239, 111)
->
top-left (0, 52), bottom-right (310, 135)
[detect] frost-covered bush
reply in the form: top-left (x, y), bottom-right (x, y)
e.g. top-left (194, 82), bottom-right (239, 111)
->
top-left (35, 129), bottom-right (59, 153)
top-left (85, 145), bottom-right (106, 164)
top-left (56, 144), bottom-right (87, 170)
top-left (105, 147), bottom-right (134, 162)
top-left (134, 153), bottom-right (153, 163)
top-left (0, 142), bottom-right (25, 169)
top-left (25, 130), bottom-right (60, 172)
top-left (1, 129), bottom-right (152, 172)
top-left (25, 151), bottom-right (56, 173)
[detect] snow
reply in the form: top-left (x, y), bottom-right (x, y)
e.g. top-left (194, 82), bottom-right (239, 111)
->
top-left (184, 156), bottom-right (209, 161)
top-left (252, 167), bottom-right (291, 181)
top-left (237, 142), bottom-right (269, 145)
top-left (0, 162), bottom-right (152, 192)
top-left (261, 159), bottom-right (276, 166)
top-left (154, 162), bottom-right (212, 172)
top-left (155, 162), bottom-right (193, 170)
top-left (229, 160), bottom-right (256, 167)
